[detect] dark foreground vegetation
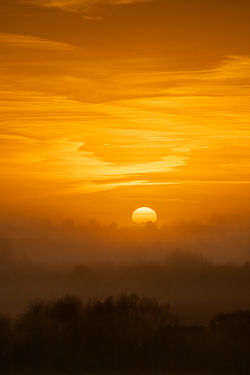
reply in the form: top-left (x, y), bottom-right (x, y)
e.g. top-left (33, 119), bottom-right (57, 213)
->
top-left (1, 294), bottom-right (250, 374)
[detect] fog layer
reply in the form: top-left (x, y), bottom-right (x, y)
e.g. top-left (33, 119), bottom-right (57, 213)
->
top-left (1, 215), bottom-right (250, 322)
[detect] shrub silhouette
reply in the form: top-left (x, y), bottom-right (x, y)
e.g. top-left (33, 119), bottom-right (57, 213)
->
top-left (3, 295), bottom-right (250, 373)
top-left (82, 293), bottom-right (178, 370)
top-left (14, 296), bottom-right (84, 373)
top-left (211, 309), bottom-right (250, 330)
top-left (13, 293), bottom-right (177, 373)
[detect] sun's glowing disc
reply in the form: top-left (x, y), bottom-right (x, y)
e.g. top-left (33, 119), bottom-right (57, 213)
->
top-left (132, 207), bottom-right (157, 224)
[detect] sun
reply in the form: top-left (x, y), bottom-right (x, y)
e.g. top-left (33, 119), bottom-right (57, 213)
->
top-left (132, 207), bottom-right (157, 224)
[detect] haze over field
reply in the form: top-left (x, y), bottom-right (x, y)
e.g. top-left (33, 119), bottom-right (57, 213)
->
top-left (1, 214), bottom-right (250, 323)
top-left (2, 213), bottom-right (250, 265)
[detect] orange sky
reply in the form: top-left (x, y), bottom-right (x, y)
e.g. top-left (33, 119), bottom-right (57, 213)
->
top-left (1, 0), bottom-right (250, 226)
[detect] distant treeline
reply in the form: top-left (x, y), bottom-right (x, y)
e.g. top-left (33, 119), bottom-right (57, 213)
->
top-left (1, 294), bottom-right (250, 374)
top-left (1, 214), bottom-right (250, 265)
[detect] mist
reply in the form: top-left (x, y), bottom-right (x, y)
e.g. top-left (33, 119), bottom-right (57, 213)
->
top-left (1, 214), bottom-right (250, 323)
top-left (2, 213), bottom-right (250, 265)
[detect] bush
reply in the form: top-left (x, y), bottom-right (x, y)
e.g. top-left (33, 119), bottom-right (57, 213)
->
top-left (13, 293), bottom-right (177, 373)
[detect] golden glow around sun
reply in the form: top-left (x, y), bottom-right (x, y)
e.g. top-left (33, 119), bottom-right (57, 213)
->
top-left (1, 0), bottom-right (250, 226)
top-left (132, 207), bottom-right (158, 224)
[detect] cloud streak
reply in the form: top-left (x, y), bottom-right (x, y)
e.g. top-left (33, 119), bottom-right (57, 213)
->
top-left (22, 0), bottom-right (150, 12)
top-left (0, 33), bottom-right (75, 51)
top-left (1, 44), bottom-right (250, 222)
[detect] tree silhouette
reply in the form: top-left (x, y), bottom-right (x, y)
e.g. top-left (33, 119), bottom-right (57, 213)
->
top-left (3, 295), bottom-right (250, 373)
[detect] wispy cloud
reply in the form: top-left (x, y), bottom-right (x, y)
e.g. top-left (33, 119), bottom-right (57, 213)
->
top-left (83, 15), bottom-right (103, 19)
top-left (1, 51), bottom-right (250, 212)
top-left (22, 0), bottom-right (150, 12)
top-left (0, 33), bottom-right (76, 51)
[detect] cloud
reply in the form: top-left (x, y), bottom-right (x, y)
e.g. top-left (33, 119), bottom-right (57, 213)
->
top-left (83, 15), bottom-right (103, 19)
top-left (1, 53), bottom-right (250, 203)
top-left (0, 33), bottom-right (76, 51)
top-left (22, 0), bottom-right (150, 12)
